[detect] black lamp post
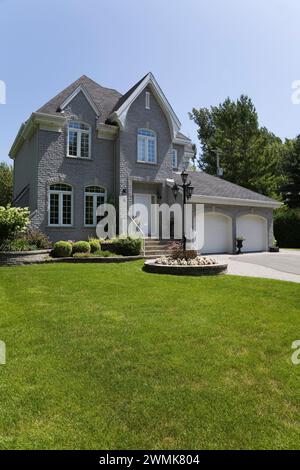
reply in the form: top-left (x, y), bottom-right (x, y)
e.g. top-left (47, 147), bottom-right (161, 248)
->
top-left (171, 170), bottom-right (194, 252)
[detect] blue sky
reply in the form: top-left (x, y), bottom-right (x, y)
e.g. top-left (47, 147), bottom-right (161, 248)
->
top-left (1, 0), bottom-right (300, 164)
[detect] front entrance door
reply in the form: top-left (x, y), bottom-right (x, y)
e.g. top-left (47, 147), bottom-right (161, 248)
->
top-left (133, 194), bottom-right (152, 236)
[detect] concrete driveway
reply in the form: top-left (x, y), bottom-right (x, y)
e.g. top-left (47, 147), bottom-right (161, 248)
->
top-left (215, 250), bottom-right (300, 283)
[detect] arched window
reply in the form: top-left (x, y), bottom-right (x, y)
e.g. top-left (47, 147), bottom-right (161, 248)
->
top-left (137, 129), bottom-right (157, 163)
top-left (67, 121), bottom-right (91, 159)
top-left (84, 186), bottom-right (107, 226)
top-left (49, 184), bottom-right (73, 226)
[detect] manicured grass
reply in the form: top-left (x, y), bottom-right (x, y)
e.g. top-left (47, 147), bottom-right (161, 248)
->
top-left (0, 261), bottom-right (299, 450)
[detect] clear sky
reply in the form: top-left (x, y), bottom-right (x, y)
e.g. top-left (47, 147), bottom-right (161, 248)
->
top-left (1, 0), bottom-right (300, 164)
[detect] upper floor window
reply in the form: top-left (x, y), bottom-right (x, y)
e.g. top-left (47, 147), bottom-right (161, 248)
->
top-left (49, 183), bottom-right (73, 226)
top-left (84, 186), bottom-right (107, 226)
top-left (171, 149), bottom-right (178, 169)
top-left (67, 121), bottom-right (91, 159)
top-left (145, 91), bottom-right (150, 109)
top-left (137, 129), bottom-right (157, 164)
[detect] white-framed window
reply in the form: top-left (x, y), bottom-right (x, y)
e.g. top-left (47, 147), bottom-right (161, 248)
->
top-left (145, 91), bottom-right (150, 109)
top-left (49, 183), bottom-right (73, 226)
top-left (171, 148), bottom-right (178, 169)
top-left (67, 121), bottom-right (91, 159)
top-left (137, 129), bottom-right (157, 163)
top-left (84, 186), bottom-right (107, 226)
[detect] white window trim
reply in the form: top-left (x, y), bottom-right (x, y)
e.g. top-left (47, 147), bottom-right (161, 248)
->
top-left (145, 91), bottom-right (150, 109)
top-left (48, 186), bottom-right (73, 227)
top-left (137, 129), bottom-right (157, 164)
top-left (84, 187), bottom-right (107, 227)
top-left (171, 148), bottom-right (178, 169)
top-left (67, 121), bottom-right (92, 159)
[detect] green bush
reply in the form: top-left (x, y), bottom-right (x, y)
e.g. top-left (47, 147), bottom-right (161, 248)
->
top-left (0, 205), bottom-right (30, 246)
top-left (52, 241), bottom-right (73, 258)
top-left (72, 241), bottom-right (91, 255)
top-left (19, 228), bottom-right (51, 249)
top-left (274, 207), bottom-right (300, 248)
top-left (101, 237), bottom-right (142, 256)
top-left (73, 252), bottom-right (91, 259)
top-left (8, 239), bottom-right (36, 252)
top-left (89, 239), bottom-right (101, 253)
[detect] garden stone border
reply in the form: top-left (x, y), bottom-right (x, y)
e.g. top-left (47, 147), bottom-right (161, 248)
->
top-left (0, 250), bottom-right (51, 266)
top-left (0, 251), bottom-right (143, 267)
top-left (144, 259), bottom-right (228, 276)
top-left (48, 255), bottom-right (143, 264)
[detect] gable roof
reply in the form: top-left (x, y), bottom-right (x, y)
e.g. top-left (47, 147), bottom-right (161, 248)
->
top-left (108, 72), bottom-right (181, 138)
top-left (10, 73), bottom-right (190, 158)
top-left (110, 74), bottom-right (148, 114)
top-left (174, 171), bottom-right (281, 208)
top-left (37, 75), bottom-right (122, 123)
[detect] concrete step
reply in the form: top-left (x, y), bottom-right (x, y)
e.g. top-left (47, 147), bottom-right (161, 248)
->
top-left (144, 240), bottom-right (171, 246)
top-left (145, 248), bottom-right (168, 254)
top-left (145, 245), bottom-right (169, 250)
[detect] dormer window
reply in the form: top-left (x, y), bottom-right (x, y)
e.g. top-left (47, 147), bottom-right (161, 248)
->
top-left (67, 121), bottom-right (91, 159)
top-left (137, 129), bottom-right (157, 164)
top-left (145, 91), bottom-right (150, 109)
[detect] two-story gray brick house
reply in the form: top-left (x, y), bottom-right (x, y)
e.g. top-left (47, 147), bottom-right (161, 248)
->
top-left (9, 73), bottom-right (281, 253)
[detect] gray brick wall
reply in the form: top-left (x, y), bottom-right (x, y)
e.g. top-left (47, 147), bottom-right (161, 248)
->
top-left (32, 91), bottom-right (115, 241)
top-left (118, 86), bottom-right (184, 207)
top-left (13, 131), bottom-right (38, 212)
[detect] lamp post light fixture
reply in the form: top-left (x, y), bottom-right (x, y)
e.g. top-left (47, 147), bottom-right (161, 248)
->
top-left (171, 170), bottom-right (194, 252)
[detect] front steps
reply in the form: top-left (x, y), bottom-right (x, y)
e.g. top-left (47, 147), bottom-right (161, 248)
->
top-left (143, 238), bottom-right (171, 259)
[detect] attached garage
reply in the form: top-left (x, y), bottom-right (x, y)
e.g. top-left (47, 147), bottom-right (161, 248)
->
top-left (236, 215), bottom-right (268, 252)
top-left (202, 213), bottom-right (233, 254)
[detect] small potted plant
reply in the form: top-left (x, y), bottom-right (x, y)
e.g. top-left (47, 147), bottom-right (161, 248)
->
top-left (269, 237), bottom-right (280, 252)
top-left (236, 236), bottom-right (245, 255)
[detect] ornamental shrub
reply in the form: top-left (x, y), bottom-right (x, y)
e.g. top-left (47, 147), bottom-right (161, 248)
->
top-left (101, 237), bottom-right (142, 256)
top-left (52, 241), bottom-right (73, 258)
top-left (72, 241), bottom-right (91, 255)
top-left (274, 207), bottom-right (300, 248)
top-left (89, 238), bottom-right (101, 253)
top-left (17, 227), bottom-right (52, 249)
top-left (0, 205), bottom-right (30, 246)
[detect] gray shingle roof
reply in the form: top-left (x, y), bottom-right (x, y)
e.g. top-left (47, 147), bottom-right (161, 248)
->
top-left (176, 131), bottom-right (191, 141)
top-left (37, 75), bottom-right (122, 123)
top-left (174, 171), bottom-right (278, 203)
top-left (110, 73), bottom-right (149, 114)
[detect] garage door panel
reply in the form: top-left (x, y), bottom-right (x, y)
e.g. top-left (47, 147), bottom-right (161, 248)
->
top-left (236, 215), bottom-right (267, 252)
top-left (202, 213), bottom-right (232, 254)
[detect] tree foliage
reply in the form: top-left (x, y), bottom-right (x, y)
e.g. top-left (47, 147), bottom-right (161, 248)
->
top-left (280, 136), bottom-right (300, 208)
top-left (190, 95), bottom-right (285, 197)
top-left (0, 162), bottom-right (13, 206)
top-left (0, 205), bottom-right (30, 246)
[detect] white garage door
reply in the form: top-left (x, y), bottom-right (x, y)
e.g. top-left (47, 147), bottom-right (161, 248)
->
top-left (202, 213), bottom-right (232, 254)
top-left (236, 215), bottom-right (267, 252)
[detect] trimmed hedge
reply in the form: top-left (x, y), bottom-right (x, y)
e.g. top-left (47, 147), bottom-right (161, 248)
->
top-left (52, 241), bottom-right (73, 258)
top-left (89, 239), bottom-right (101, 253)
top-left (72, 241), bottom-right (91, 255)
top-left (274, 207), bottom-right (300, 248)
top-left (101, 237), bottom-right (142, 256)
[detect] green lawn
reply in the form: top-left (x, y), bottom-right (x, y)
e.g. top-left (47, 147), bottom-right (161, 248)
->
top-left (0, 261), bottom-right (299, 450)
